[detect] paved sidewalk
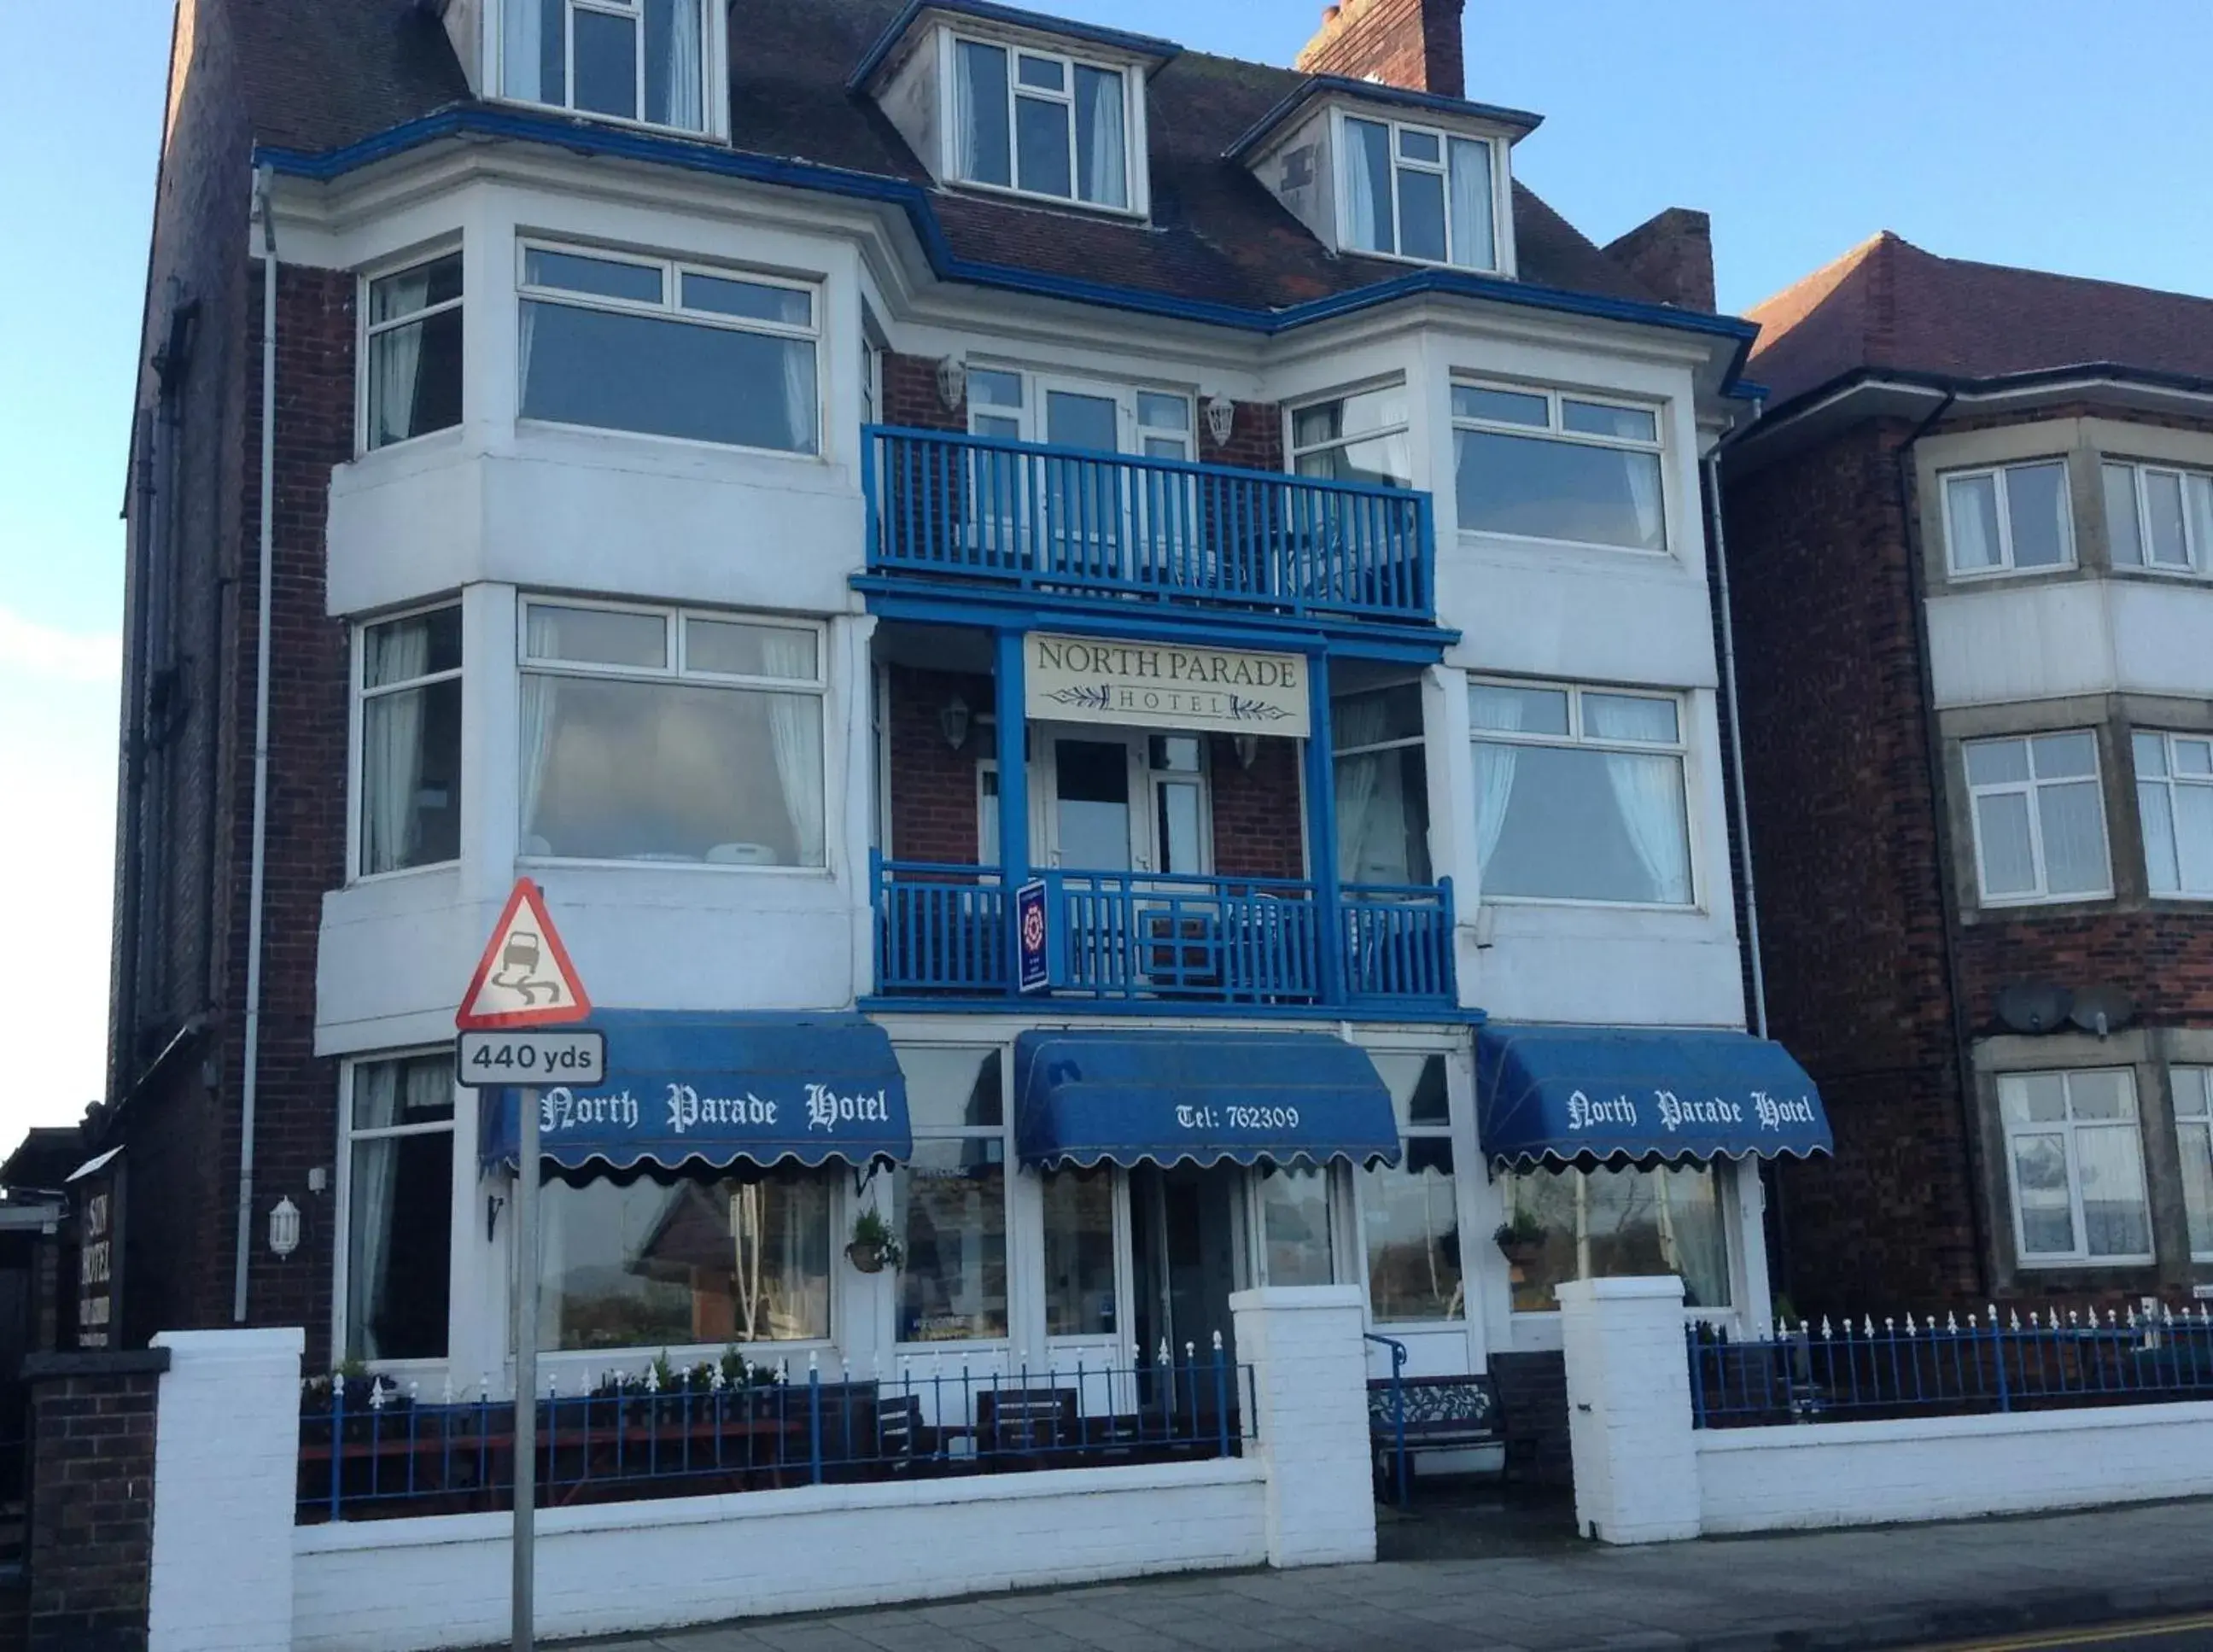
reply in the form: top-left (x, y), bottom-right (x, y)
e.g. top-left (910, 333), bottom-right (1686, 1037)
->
top-left (548, 1499), bottom-right (2213, 1652)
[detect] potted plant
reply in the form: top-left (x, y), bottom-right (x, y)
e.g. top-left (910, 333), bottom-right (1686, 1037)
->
top-left (1492, 1211), bottom-right (1548, 1281)
top-left (846, 1208), bottom-right (904, 1275)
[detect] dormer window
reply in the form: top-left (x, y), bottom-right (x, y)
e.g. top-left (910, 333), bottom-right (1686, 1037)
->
top-left (1340, 114), bottom-right (1497, 271)
top-left (501, 0), bottom-right (710, 132)
top-left (953, 38), bottom-right (1130, 210)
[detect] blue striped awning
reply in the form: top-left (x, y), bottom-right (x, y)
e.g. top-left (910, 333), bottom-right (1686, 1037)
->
top-left (478, 1012), bottom-right (910, 1173)
top-left (1476, 1024), bottom-right (1831, 1170)
top-left (1013, 1030), bottom-right (1401, 1170)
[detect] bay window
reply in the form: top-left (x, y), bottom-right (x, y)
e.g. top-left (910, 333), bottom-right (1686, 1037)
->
top-left (1360, 1054), bottom-right (1461, 1322)
top-left (364, 252), bottom-right (462, 450)
top-left (1501, 1163), bottom-right (1730, 1313)
top-left (1256, 1165), bottom-right (1335, 1287)
top-left (1469, 681), bottom-right (1694, 906)
top-left (502, 0), bottom-right (708, 130)
top-left (355, 605), bottom-right (462, 878)
top-left (1943, 459), bottom-right (2072, 575)
top-left (2000, 1070), bottom-right (2153, 1265)
top-left (537, 1166), bottom-right (832, 1350)
top-left (1963, 732), bottom-right (2111, 905)
top-left (518, 245), bottom-right (818, 452)
top-left (2175, 1067), bottom-right (2213, 1261)
top-left (1289, 383), bottom-right (1412, 490)
top-left (1339, 114), bottom-right (1497, 271)
top-left (2104, 460), bottom-right (2213, 574)
top-left (519, 601), bottom-right (826, 867)
top-left (1334, 682), bottom-right (1430, 886)
top-left (2134, 731), bottom-right (2213, 897)
top-left (342, 1053), bottom-right (455, 1361)
top-left (1453, 382), bottom-right (1666, 552)
top-left (895, 1048), bottom-right (1008, 1343)
top-left (953, 38), bottom-right (1130, 209)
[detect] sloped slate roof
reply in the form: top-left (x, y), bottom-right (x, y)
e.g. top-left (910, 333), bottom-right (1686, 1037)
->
top-left (1749, 231), bottom-right (2213, 409)
top-left (222, 0), bottom-right (1664, 314)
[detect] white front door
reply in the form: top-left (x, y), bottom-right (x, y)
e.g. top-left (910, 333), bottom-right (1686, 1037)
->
top-left (1036, 729), bottom-right (1212, 876)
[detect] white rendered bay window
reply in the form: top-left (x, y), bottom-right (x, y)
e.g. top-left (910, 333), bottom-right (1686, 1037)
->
top-left (518, 245), bottom-right (819, 452)
top-left (341, 1053), bottom-right (456, 1362)
top-left (518, 601), bottom-right (826, 867)
top-left (2134, 731), bottom-right (2213, 897)
top-left (2106, 460), bottom-right (2213, 574)
top-left (354, 605), bottom-right (462, 878)
top-left (2000, 1070), bottom-right (2152, 1265)
top-left (1964, 732), bottom-right (2111, 905)
top-left (1289, 383), bottom-right (1413, 490)
top-left (502, 0), bottom-right (708, 130)
top-left (953, 38), bottom-right (1130, 209)
top-left (2175, 1067), bottom-right (2213, 1261)
top-left (1453, 383), bottom-right (1666, 552)
top-left (363, 252), bottom-right (462, 451)
top-left (1943, 460), bottom-right (2072, 575)
top-left (895, 1047), bottom-right (1009, 1344)
top-left (1339, 114), bottom-right (1497, 271)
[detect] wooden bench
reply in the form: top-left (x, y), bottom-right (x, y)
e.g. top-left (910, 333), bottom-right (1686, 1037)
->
top-left (1365, 1373), bottom-right (1504, 1501)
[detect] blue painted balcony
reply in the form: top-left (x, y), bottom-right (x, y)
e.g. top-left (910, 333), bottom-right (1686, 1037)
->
top-left (861, 426), bottom-right (1437, 628)
top-left (873, 858), bottom-right (1457, 1013)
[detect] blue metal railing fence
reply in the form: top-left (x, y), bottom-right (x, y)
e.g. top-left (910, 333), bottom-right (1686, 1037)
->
top-left (863, 425), bottom-right (1435, 623)
top-left (872, 858), bottom-right (1455, 1009)
top-left (300, 1351), bottom-right (1255, 1524)
top-left (1363, 1332), bottom-right (1410, 1509)
top-left (1688, 1305), bottom-right (2213, 1428)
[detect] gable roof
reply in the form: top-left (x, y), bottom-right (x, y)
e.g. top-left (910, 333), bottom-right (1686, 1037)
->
top-left (1748, 231), bottom-right (2213, 411)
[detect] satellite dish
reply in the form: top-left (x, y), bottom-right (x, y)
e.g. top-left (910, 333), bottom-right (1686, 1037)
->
top-left (1995, 983), bottom-right (2073, 1036)
top-left (2069, 985), bottom-right (2138, 1039)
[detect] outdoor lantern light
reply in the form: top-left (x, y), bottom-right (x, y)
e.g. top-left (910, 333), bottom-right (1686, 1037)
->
top-left (1204, 394), bottom-right (1236, 447)
top-left (936, 355), bottom-right (968, 412)
top-left (267, 1194), bottom-right (301, 1258)
top-left (1234, 733), bottom-right (1261, 771)
top-left (938, 694), bottom-right (972, 751)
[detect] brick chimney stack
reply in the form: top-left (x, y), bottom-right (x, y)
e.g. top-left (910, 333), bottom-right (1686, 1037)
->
top-left (1603, 207), bottom-right (1717, 312)
top-left (1294, 0), bottom-right (1467, 100)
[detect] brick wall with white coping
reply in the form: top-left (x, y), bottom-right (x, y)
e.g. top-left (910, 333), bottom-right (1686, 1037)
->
top-left (1696, 1400), bottom-right (2213, 1533)
top-left (1230, 1285), bottom-right (1377, 1567)
top-left (1556, 1276), bottom-right (1701, 1544)
top-left (1560, 1277), bottom-right (2213, 1544)
top-left (295, 1457), bottom-right (1268, 1652)
top-left (148, 1328), bottom-right (304, 1652)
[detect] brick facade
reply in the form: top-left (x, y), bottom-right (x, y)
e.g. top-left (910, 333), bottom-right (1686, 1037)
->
top-left (881, 351), bottom-right (964, 435)
top-left (20, 1351), bottom-right (170, 1652)
top-left (1294, 0), bottom-right (1466, 99)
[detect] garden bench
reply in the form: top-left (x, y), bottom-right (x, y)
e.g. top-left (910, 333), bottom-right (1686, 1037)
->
top-left (1365, 1372), bottom-right (1504, 1502)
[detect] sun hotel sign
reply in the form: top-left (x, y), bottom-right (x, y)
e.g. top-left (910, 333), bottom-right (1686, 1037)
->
top-left (1025, 633), bottom-right (1311, 737)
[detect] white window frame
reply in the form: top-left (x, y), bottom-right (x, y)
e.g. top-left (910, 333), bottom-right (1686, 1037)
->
top-left (2104, 458), bottom-right (2213, 576)
top-left (1354, 1051), bottom-right (1464, 1329)
top-left (1285, 380), bottom-right (1414, 487)
top-left (1999, 1069), bottom-right (2156, 1269)
top-left (1467, 679), bottom-right (1698, 910)
top-left (2175, 1065), bottom-right (2213, 1263)
top-left (334, 1049), bottom-right (458, 1368)
top-left (516, 596), bottom-right (831, 872)
top-left (1450, 379), bottom-right (1668, 554)
top-left (1941, 459), bottom-right (2076, 578)
top-left (494, 0), bottom-right (720, 137)
top-left (515, 241), bottom-right (822, 458)
top-left (359, 244), bottom-right (464, 457)
top-left (943, 32), bottom-right (1143, 216)
top-left (2134, 729), bottom-right (2213, 900)
top-left (1331, 109), bottom-right (1504, 273)
top-left (896, 1044), bottom-right (1014, 1351)
top-left (1963, 732), bottom-right (2115, 908)
top-left (349, 600), bottom-right (464, 884)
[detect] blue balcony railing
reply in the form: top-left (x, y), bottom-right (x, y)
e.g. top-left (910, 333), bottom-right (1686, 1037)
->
top-left (862, 425), bottom-right (1435, 624)
top-left (873, 858), bottom-right (1456, 1012)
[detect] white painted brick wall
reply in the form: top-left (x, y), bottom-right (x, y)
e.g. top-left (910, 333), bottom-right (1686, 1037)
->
top-left (1556, 1277), bottom-right (1700, 1544)
top-left (1697, 1399), bottom-right (2213, 1532)
top-left (1229, 1285), bottom-right (1376, 1567)
top-left (294, 1457), bottom-right (1269, 1652)
top-left (149, 1328), bottom-right (304, 1652)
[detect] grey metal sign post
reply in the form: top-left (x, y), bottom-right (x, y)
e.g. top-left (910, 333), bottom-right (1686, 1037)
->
top-left (512, 1081), bottom-right (539, 1652)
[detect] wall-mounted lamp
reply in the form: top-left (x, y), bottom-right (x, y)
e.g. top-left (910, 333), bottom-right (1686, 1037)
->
top-left (487, 1192), bottom-right (506, 1242)
top-left (938, 694), bottom-right (972, 751)
top-left (268, 1195), bottom-right (301, 1259)
top-left (937, 356), bottom-right (968, 412)
top-left (1234, 733), bottom-right (1261, 771)
top-left (1204, 394), bottom-right (1237, 447)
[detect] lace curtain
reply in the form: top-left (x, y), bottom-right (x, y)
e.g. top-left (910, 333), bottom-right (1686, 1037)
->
top-left (759, 631), bottom-right (825, 865)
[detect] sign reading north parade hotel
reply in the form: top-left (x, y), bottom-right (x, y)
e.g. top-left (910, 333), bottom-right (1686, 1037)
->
top-left (1025, 634), bottom-right (1311, 738)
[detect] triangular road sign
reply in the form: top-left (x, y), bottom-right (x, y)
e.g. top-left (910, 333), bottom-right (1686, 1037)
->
top-left (456, 879), bottom-right (593, 1030)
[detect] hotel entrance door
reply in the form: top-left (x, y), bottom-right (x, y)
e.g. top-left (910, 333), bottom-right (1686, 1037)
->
top-left (1129, 1163), bottom-right (1241, 1419)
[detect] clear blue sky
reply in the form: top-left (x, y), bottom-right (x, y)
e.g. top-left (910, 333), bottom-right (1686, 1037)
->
top-left (1, 0), bottom-right (2209, 1135)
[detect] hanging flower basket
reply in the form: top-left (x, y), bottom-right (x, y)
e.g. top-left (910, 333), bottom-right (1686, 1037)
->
top-left (1492, 1220), bottom-right (1548, 1282)
top-left (845, 1240), bottom-right (890, 1274)
top-left (845, 1210), bottom-right (903, 1274)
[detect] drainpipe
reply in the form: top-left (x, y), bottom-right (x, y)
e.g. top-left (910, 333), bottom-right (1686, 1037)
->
top-left (235, 164), bottom-right (278, 1323)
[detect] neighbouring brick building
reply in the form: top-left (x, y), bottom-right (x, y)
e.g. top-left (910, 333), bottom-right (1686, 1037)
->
top-left (1722, 232), bottom-right (2213, 1311)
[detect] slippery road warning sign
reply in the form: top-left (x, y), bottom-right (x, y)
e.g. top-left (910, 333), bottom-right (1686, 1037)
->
top-left (455, 879), bottom-right (593, 1030)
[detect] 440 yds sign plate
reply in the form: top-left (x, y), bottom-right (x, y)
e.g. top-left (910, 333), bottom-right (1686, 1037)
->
top-left (455, 1029), bottom-right (606, 1088)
